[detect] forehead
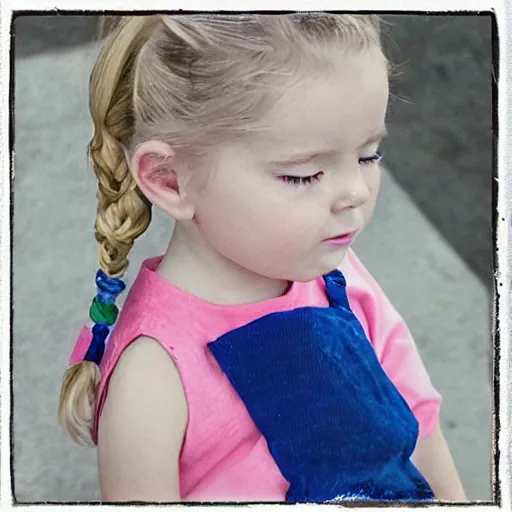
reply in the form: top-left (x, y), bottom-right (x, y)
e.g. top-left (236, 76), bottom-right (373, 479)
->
top-left (247, 47), bottom-right (389, 153)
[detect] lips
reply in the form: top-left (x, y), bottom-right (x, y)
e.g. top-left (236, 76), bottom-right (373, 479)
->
top-left (326, 230), bottom-right (357, 241)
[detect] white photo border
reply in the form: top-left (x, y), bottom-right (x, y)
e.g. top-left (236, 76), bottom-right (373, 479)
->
top-left (0, 1), bottom-right (509, 510)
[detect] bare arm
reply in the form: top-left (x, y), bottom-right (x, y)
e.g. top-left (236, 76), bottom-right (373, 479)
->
top-left (97, 336), bottom-right (188, 502)
top-left (411, 424), bottom-right (467, 501)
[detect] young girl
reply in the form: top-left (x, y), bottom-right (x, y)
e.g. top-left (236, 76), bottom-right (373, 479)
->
top-left (59, 13), bottom-right (466, 503)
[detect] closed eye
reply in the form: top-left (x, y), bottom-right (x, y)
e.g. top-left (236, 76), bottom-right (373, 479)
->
top-left (359, 150), bottom-right (384, 166)
top-left (278, 171), bottom-right (324, 187)
top-left (277, 150), bottom-right (383, 188)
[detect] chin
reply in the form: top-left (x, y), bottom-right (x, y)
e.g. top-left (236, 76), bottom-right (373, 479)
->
top-left (284, 260), bottom-right (346, 283)
top-left (260, 247), bottom-right (350, 283)
top-left (317, 250), bottom-right (349, 274)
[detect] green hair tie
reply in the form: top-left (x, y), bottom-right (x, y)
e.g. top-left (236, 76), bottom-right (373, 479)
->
top-left (89, 296), bottom-right (119, 325)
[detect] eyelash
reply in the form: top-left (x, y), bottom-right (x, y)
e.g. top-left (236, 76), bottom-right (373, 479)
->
top-left (360, 150), bottom-right (384, 166)
top-left (278, 171), bottom-right (324, 187)
top-left (278, 151), bottom-right (384, 187)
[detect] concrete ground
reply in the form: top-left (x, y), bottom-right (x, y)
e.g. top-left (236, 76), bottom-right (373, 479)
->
top-left (380, 14), bottom-right (494, 289)
top-left (11, 15), bottom-right (494, 503)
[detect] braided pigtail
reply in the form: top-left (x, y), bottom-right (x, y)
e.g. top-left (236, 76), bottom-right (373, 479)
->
top-left (59, 16), bottom-right (161, 445)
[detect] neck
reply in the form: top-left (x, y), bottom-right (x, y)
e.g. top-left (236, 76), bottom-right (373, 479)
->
top-left (157, 222), bottom-right (291, 305)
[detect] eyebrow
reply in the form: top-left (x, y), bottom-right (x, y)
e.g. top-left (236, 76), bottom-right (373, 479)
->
top-left (269, 125), bottom-right (388, 166)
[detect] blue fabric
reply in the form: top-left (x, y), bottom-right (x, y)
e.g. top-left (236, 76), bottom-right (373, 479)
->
top-left (208, 269), bottom-right (435, 503)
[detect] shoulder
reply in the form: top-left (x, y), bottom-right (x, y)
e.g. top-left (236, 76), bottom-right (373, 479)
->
top-left (97, 335), bottom-right (188, 501)
top-left (99, 335), bottom-right (188, 428)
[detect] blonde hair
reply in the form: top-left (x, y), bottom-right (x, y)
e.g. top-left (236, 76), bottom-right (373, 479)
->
top-left (59, 13), bottom-right (386, 445)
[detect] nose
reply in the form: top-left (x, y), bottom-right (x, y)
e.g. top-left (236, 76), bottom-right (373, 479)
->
top-left (330, 168), bottom-right (370, 213)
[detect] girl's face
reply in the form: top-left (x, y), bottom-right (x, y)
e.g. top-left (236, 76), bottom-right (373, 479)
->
top-left (189, 47), bottom-right (389, 283)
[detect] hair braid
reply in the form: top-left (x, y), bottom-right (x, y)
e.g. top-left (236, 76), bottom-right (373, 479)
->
top-left (59, 16), bottom-right (160, 445)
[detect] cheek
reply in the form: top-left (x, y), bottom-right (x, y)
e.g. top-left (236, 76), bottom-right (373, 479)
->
top-left (232, 199), bottom-right (313, 249)
top-left (258, 194), bottom-right (326, 245)
top-left (201, 188), bottom-right (316, 256)
top-left (213, 175), bottom-right (307, 228)
top-left (368, 166), bottom-right (381, 196)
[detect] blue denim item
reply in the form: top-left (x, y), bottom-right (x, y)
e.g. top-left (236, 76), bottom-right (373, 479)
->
top-left (208, 269), bottom-right (435, 503)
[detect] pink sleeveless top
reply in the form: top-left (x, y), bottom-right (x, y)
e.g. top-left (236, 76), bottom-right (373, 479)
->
top-left (70, 249), bottom-right (441, 501)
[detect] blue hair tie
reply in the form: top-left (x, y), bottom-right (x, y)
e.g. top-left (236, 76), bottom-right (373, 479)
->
top-left (83, 270), bottom-right (126, 366)
top-left (84, 323), bottom-right (110, 365)
top-left (96, 269), bottom-right (126, 297)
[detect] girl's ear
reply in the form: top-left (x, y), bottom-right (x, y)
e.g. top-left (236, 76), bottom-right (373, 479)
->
top-left (129, 140), bottom-right (195, 221)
